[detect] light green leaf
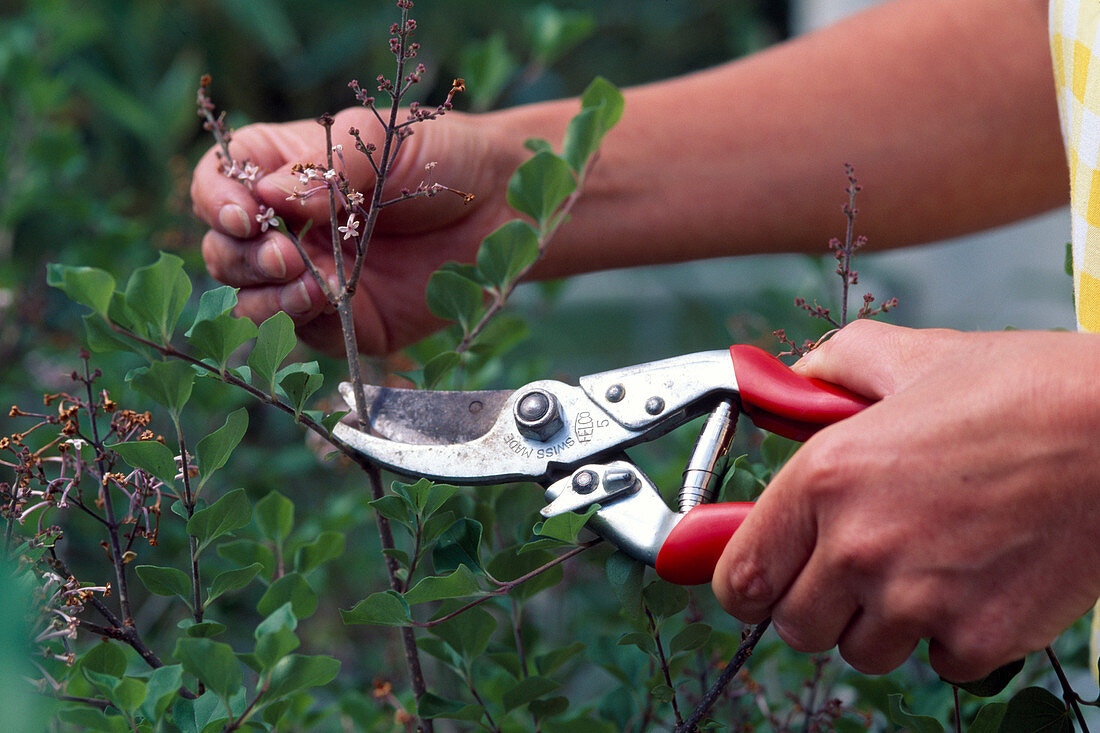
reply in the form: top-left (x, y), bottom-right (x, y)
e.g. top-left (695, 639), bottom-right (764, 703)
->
top-left (136, 565), bottom-right (192, 606)
top-left (127, 360), bottom-right (195, 416)
top-left (431, 518), bottom-right (483, 574)
top-left (425, 270), bottom-right (484, 333)
top-left (277, 363), bottom-right (323, 417)
top-left (293, 531), bottom-right (345, 575)
top-left (82, 311), bottom-right (133, 353)
top-left (262, 654), bottom-right (340, 700)
top-left (80, 641), bottom-right (128, 678)
top-left (369, 494), bottom-right (413, 527)
top-left (256, 602), bottom-right (298, 637)
top-left (195, 408), bottom-right (248, 492)
top-left (254, 490), bottom-right (295, 546)
top-left (503, 676), bottom-right (560, 713)
top-left (254, 627), bottom-right (299, 671)
top-left (111, 677), bottom-right (147, 713)
top-left (429, 605), bottom-right (495, 660)
top-left (247, 312), bottom-right (297, 389)
top-left (187, 286), bottom-right (239, 331)
top-left (340, 590), bottom-right (411, 626)
top-left (534, 504), bottom-right (598, 544)
top-left (887, 694), bottom-right (946, 733)
top-left (184, 621), bottom-right (227, 638)
top-left (140, 664), bottom-right (183, 721)
top-left (113, 440), bottom-right (177, 485)
top-left (205, 563), bottom-right (263, 606)
top-left (526, 5), bottom-right (595, 67)
top-left (173, 638), bottom-right (242, 703)
top-left (423, 351), bottom-right (461, 389)
top-left (563, 77), bottom-right (624, 174)
top-left (476, 220), bottom-right (540, 292)
top-left (404, 565), bottom-right (484, 605)
top-left (186, 488), bottom-right (251, 550)
top-left (257, 572), bottom-right (316, 619)
top-left (124, 252), bottom-right (192, 340)
top-left (506, 151), bottom-right (576, 231)
top-left (187, 312), bottom-right (257, 373)
top-left (46, 263), bottom-right (115, 317)
top-left (607, 550), bottom-right (644, 618)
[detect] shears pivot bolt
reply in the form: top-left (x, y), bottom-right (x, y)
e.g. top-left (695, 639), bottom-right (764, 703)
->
top-left (514, 389), bottom-right (564, 441)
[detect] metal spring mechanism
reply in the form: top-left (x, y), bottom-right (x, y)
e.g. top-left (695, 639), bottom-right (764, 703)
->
top-left (678, 398), bottom-right (738, 512)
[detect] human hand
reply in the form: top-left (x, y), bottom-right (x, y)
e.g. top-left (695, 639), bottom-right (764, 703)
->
top-left (191, 107), bottom-right (522, 355)
top-left (713, 320), bottom-right (1100, 681)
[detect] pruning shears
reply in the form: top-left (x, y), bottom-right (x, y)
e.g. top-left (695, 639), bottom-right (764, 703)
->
top-left (333, 346), bottom-right (872, 585)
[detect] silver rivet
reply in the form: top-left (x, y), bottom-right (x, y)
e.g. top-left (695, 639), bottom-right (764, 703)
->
top-left (645, 396), bottom-right (665, 415)
top-left (572, 470), bottom-right (598, 494)
top-left (605, 384), bottom-right (625, 403)
top-left (469, 400), bottom-right (483, 414)
top-left (513, 389), bottom-right (564, 441)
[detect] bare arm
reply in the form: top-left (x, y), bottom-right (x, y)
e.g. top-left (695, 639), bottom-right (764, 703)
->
top-left (493, 0), bottom-right (1065, 276)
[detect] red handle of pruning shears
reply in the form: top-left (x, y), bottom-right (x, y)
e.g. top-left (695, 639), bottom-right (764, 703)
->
top-left (654, 346), bottom-right (873, 585)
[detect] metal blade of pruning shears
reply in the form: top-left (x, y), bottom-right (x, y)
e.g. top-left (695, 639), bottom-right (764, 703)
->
top-left (348, 384), bottom-right (513, 445)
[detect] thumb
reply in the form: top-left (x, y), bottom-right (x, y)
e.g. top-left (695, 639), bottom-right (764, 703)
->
top-left (790, 319), bottom-right (929, 399)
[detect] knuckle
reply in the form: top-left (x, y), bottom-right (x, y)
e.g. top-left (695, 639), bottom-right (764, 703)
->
top-left (716, 561), bottom-right (774, 622)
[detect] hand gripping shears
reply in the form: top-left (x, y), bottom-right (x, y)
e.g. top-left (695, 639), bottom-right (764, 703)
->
top-left (333, 346), bottom-right (871, 585)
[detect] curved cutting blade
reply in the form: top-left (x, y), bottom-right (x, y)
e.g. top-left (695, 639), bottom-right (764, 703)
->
top-left (339, 383), bottom-right (513, 445)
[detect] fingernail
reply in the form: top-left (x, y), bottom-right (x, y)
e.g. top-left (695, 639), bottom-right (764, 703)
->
top-left (218, 203), bottom-right (251, 238)
top-left (279, 281), bottom-right (312, 315)
top-left (256, 239), bottom-right (287, 279)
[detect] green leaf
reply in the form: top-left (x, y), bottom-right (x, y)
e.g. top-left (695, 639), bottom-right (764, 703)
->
top-left (506, 151), bottom-right (576, 231)
top-left (112, 440), bottom-right (177, 485)
top-left (81, 641), bottom-right (128, 678)
top-left (263, 654), bottom-right (340, 700)
top-left (670, 623), bottom-right (712, 656)
top-left (82, 311), bottom-right (133, 353)
top-left (425, 270), bottom-right (484, 333)
top-left (650, 683), bottom-right (675, 703)
top-left (417, 692), bottom-right (486, 722)
top-left (255, 490), bottom-right (295, 545)
top-left (618, 631), bottom-right (658, 657)
top-left (431, 518), bottom-right (483, 573)
top-left (534, 504), bottom-right (598, 543)
top-left (254, 628), bottom-right (300, 672)
top-left (970, 703), bottom-right (1008, 733)
top-left (257, 572), bottom-right (317, 619)
top-left (256, 602), bottom-right (298, 637)
top-left (535, 642), bottom-right (586, 676)
top-left (184, 621), bottom-right (227, 638)
top-left (140, 664), bottom-right (183, 721)
top-left (643, 580), bottom-right (689, 620)
top-left (320, 409), bottom-right (350, 434)
top-left (247, 312), bottom-right (297, 389)
top-left (459, 33), bottom-right (517, 111)
top-left (195, 408), bottom-right (248, 492)
top-left (950, 657), bottom-right (1025, 697)
top-left (524, 138), bottom-right (553, 154)
top-left (136, 565), bottom-right (192, 605)
top-left (530, 696), bottom-right (570, 721)
top-left (127, 360), bottom-right (195, 416)
top-left (761, 433), bottom-right (800, 473)
top-left (217, 539), bottom-right (276, 580)
top-left (174, 638), bottom-right (242, 703)
top-left (205, 563), bottom-right (263, 606)
top-left (999, 687), bottom-right (1074, 733)
top-left (404, 566), bottom-right (483, 605)
top-left (476, 220), bottom-right (540, 292)
top-left (503, 676), bottom-right (561, 713)
top-left (486, 546), bottom-right (563, 601)
top-left (124, 252), bottom-right (192, 340)
top-left (606, 551), bottom-right (644, 618)
top-left (429, 605), bottom-right (496, 660)
top-left (369, 495), bottom-right (413, 527)
top-left (187, 312), bottom-right (257, 373)
top-left (340, 590), bottom-right (411, 626)
top-left (887, 694), bottom-right (945, 733)
top-left (111, 677), bottom-right (147, 713)
top-left (564, 78), bottom-right (625, 174)
top-left (47, 263), bottom-right (115, 317)
top-left (526, 5), bottom-right (595, 67)
top-left (186, 488), bottom-right (251, 550)
top-left (423, 351), bottom-right (461, 389)
top-left (277, 362), bottom-right (323, 417)
top-left (187, 286), bottom-right (239, 332)
top-left (293, 531), bottom-right (345, 575)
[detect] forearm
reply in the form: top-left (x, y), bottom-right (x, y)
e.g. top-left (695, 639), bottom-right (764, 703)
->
top-left (488, 0), bottom-right (1064, 277)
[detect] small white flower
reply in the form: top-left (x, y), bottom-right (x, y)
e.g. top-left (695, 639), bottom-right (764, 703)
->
top-left (256, 207), bottom-right (279, 232)
top-left (347, 190), bottom-right (364, 207)
top-left (332, 144), bottom-right (344, 153)
top-left (323, 168), bottom-right (338, 181)
top-left (239, 161), bottom-right (261, 185)
top-left (64, 438), bottom-right (87, 450)
top-left (338, 214), bottom-right (361, 240)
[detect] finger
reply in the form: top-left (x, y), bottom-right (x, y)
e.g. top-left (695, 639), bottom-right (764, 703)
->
top-left (235, 274), bottom-right (330, 326)
top-left (201, 230), bottom-right (305, 287)
top-left (791, 319), bottom-right (940, 398)
top-left (836, 611), bottom-right (922, 675)
top-left (712, 460), bottom-right (818, 623)
top-left (191, 143), bottom-right (261, 238)
top-left (769, 550), bottom-right (860, 654)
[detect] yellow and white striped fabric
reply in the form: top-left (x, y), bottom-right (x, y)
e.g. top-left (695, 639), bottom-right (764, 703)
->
top-left (1051, 0), bottom-right (1100, 331)
top-left (1049, 0), bottom-right (1100, 678)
